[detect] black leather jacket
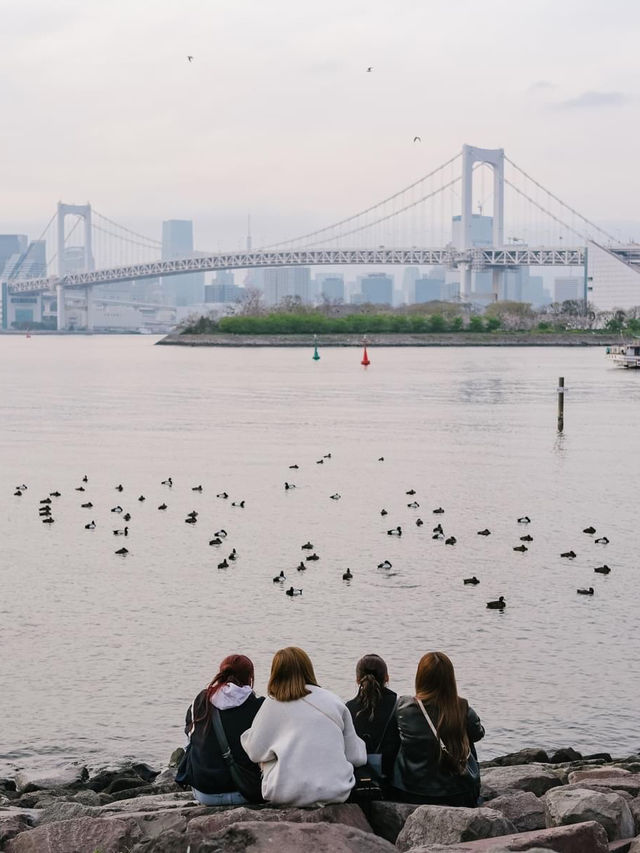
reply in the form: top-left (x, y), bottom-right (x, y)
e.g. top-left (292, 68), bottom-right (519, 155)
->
top-left (392, 695), bottom-right (484, 799)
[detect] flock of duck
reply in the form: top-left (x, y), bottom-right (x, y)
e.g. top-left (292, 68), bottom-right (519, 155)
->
top-left (12, 451), bottom-right (614, 611)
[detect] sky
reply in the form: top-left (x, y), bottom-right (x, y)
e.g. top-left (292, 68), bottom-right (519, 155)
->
top-left (1, 0), bottom-right (639, 251)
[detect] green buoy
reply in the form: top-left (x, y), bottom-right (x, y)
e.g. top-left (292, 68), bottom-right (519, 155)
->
top-left (312, 335), bottom-right (320, 361)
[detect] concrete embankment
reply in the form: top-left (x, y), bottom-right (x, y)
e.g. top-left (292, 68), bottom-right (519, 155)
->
top-left (2, 747), bottom-right (639, 851)
top-left (158, 332), bottom-right (611, 348)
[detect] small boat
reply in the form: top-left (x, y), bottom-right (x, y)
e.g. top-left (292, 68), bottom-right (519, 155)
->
top-left (606, 343), bottom-right (640, 368)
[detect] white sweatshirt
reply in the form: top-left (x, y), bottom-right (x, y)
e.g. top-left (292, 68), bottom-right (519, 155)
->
top-left (240, 685), bottom-right (367, 807)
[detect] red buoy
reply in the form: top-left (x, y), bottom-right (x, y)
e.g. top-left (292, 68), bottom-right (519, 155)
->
top-left (361, 345), bottom-right (370, 367)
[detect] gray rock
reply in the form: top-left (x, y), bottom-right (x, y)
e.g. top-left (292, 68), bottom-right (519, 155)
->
top-left (481, 764), bottom-right (563, 799)
top-left (13, 765), bottom-right (89, 794)
top-left (169, 747), bottom-right (185, 768)
top-left (369, 801), bottom-right (419, 842)
top-left (98, 791), bottom-right (196, 813)
top-left (151, 767), bottom-right (181, 789)
top-left (38, 800), bottom-right (98, 825)
top-left (483, 749), bottom-right (550, 767)
top-left (85, 761), bottom-right (159, 793)
top-left (0, 814), bottom-right (32, 847)
top-left (396, 805), bottom-right (516, 851)
top-left (487, 790), bottom-right (545, 832)
top-left (71, 789), bottom-right (103, 806)
top-left (567, 766), bottom-right (631, 784)
top-left (628, 839), bottom-right (640, 853)
top-left (549, 747), bottom-right (582, 763)
top-left (544, 785), bottom-right (635, 841)
top-left (630, 795), bottom-right (640, 832)
top-left (4, 815), bottom-right (142, 853)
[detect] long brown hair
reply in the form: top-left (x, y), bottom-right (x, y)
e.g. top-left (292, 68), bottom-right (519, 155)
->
top-left (415, 651), bottom-right (469, 774)
top-left (355, 654), bottom-right (388, 721)
top-left (195, 654), bottom-right (254, 724)
top-left (268, 646), bottom-right (318, 701)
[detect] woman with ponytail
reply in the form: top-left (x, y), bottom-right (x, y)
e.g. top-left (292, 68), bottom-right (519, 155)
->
top-left (346, 654), bottom-right (400, 783)
top-left (391, 652), bottom-right (484, 806)
top-left (180, 654), bottom-right (264, 805)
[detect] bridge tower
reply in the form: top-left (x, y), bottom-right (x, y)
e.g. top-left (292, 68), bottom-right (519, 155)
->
top-left (56, 202), bottom-right (95, 330)
top-left (459, 145), bottom-right (505, 300)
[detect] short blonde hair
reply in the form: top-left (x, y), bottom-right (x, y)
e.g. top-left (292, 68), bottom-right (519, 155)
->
top-left (268, 646), bottom-right (318, 701)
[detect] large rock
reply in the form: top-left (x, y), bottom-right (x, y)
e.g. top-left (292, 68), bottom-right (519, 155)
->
top-left (369, 801), bottom-right (419, 842)
top-left (13, 765), bottom-right (89, 794)
top-left (548, 747), bottom-right (582, 764)
top-left (398, 819), bottom-right (609, 851)
top-left (85, 762), bottom-right (159, 793)
top-left (133, 820), bottom-right (395, 852)
top-left (395, 805), bottom-right (516, 851)
top-left (481, 764), bottom-right (563, 799)
top-left (485, 749), bottom-right (549, 767)
top-left (4, 815), bottom-right (142, 853)
top-left (487, 790), bottom-right (545, 832)
top-left (544, 785), bottom-right (635, 840)
top-left (98, 791), bottom-right (198, 813)
top-left (630, 795), bottom-right (640, 832)
top-left (38, 801), bottom-right (98, 825)
top-left (567, 766), bottom-right (631, 784)
top-left (0, 813), bottom-right (32, 846)
top-left (187, 803), bottom-right (372, 840)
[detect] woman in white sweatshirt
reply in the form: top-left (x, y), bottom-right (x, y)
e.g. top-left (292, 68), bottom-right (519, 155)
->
top-left (241, 646), bottom-right (367, 807)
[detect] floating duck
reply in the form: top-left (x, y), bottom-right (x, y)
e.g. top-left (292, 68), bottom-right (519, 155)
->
top-left (209, 538), bottom-right (222, 546)
top-left (561, 550), bottom-right (576, 559)
top-left (297, 561), bottom-right (307, 571)
top-left (217, 492), bottom-right (229, 499)
top-left (387, 526), bottom-right (402, 536)
top-left (158, 503), bottom-right (168, 510)
top-left (330, 493), bottom-right (341, 500)
top-left (284, 482), bottom-right (296, 490)
top-left (433, 523), bottom-right (443, 534)
top-left (306, 553), bottom-right (320, 561)
top-left (138, 495), bottom-right (146, 502)
top-left (49, 491), bottom-right (61, 497)
top-left (477, 529), bottom-right (491, 536)
top-left (82, 475), bottom-right (88, 483)
top-left (218, 559), bottom-right (229, 569)
top-left (377, 560), bottom-right (392, 569)
top-left (487, 596), bottom-right (506, 610)
top-left (115, 484), bottom-right (123, 492)
top-left (285, 587), bottom-right (302, 596)
top-left (81, 502), bottom-right (93, 509)
top-left (85, 521), bottom-right (96, 530)
top-left (378, 457), bottom-right (384, 462)
top-left (577, 587), bottom-right (595, 595)
top-left (231, 500), bottom-right (245, 508)
top-left (42, 517), bottom-right (54, 524)
top-left (407, 501), bottom-right (419, 509)
top-left (520, 534), bottom-right (533, 542)
top-left (513, 544), bottom-right (528, 552)
top-left (517, 516), bottom-right (531, 524)
top-left (380, 509), bottom-right (388, 516)
top-left (228, 549), bottom-right (237, 561)
top-left (583, 526), bottom-right (596, 534)
top-left (595, 536), bottom-right (609, 544)
top-left (192, 485), bottom-right (203, 492)
top-left (416, 518), bottom-right (423, 527)
top-left (316, 459), bottom-right (324, 464)
top-left (215, 529), bottom-right (228, 538)
top-left (273, 572), bottom-right (286, 583)
top-left (123, 513), bottom-right (131, 522)
top-left (113, 527), bottom-right (129, 536)
top-left (464, 577), bottom-right (480, 585)
top-left (301, 542), bottom-right (314, 550)
top-left (289, 464), bottom-right (299, 469)
top-left (161, 478), bottom-right (173, 486)
top-left (40, 498), bottom-right (51, 505)
top-left (111, 506), bottom-right (123, 514)
top-left (432, 531), bottom-right (444, 540)
top-left (75, 486), bottom-right (85, 492)
top-left (115, 547), bottom-right (128, 555)
top-left (324, 453), bottom-right (332, 459)
top-left (185, 517), bottom-right (197, 524)
top-left (445, 536), bottom-right (457, 546)
top-left (406, 489), bottom-right (416, 496)
top-left (342, 569), bottom-right (353, 580)
top-left (433, 507), bottom-right (444, 514)
top-left (594, 565), bottom-right (611, 575)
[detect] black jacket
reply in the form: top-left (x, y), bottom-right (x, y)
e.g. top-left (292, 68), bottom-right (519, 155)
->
top-left (392, 695), bottom-right (484, 800)
top-left (184, 690), bottom-right (264, 794)
top-left (346, 687), bottom-right (400, 778)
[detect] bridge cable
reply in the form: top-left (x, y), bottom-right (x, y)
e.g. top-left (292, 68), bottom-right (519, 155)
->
top-left (92, 211), bottom-right (162, 248)
top-left (504, 180), bottom-right (591, 244)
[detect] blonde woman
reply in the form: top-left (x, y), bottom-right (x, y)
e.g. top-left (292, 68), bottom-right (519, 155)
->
top-left (241, 646), bottom-right (366, 806)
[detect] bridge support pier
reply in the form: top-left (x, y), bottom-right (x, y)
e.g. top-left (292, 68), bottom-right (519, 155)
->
top-left (491, 269), bottom-right (502, 302)
top-left (56, 284), bottom-right (66, 331)
top-left (86, 286), bottom-right (94, 331)
top-left (460, 267), bottom-right (472, 301)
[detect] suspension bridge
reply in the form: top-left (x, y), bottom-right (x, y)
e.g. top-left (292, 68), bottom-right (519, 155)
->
top-left (2, 144), bottom-right (625, 330)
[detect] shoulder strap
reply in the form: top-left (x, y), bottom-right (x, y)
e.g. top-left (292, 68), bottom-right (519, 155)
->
top-left (416, 698), bottom-right (445, 749)
top-left (373, 698), bottom-right (398, 753)
top-left (210, 707), bottom-right (234, 764)
top-left (302, 696), bottom-right (342, 731)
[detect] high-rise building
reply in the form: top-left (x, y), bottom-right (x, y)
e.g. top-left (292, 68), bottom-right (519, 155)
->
top-left (402, 267), bottom-right (420, 302)
top-left (161, 220), bottom-right (204, 306)
top-left (262, 267), bottom-right (311, 306)
top-left (358, 273), bottom-right (393, 305)
top-left (554, 276), bottom-right (583, 303)
top-left (0, 235), bottom-right (28, 277)
top-left (204, 283), bottom-right (244, 303)
top-left (316, 275), bottom-right (344, 302)
top-left (414, 276), bottom-right (443, 303)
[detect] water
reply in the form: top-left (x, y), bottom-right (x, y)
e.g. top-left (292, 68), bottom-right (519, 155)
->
top-left (1, 335), bottom-right (639, 775)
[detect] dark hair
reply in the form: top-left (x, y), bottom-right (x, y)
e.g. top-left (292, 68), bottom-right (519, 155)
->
top-left (355, 654), bottom-right (388, 721)
top-left (268, 646), bottom-right (318, 701)
top-left (194, 654), bottom-right (254, 725)
top-left (415, 651), bottom-right (469, 775)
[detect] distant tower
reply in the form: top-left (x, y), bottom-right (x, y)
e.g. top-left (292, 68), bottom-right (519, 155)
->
top-left (57, 202), bottom-right (94, 275)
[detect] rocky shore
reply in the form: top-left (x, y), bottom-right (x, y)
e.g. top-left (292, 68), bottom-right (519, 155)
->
top-left (2, 747), bottom-right (640, 852)
top-left (157, 332), bottom-right (611, 348)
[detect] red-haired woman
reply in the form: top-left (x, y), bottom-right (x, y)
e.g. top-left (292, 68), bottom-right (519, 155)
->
top-left (391, 652), bottom-right (484, 806)
top-left (180, 654), bottom-right (264, 805)
top-left (241, 647), bottom-right (366, 806)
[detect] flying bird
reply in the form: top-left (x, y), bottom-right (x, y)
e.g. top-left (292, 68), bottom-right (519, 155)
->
top-left (187, 56), bottom-right (194, 62)
top-left (413, 136), bottom-right (422, 142)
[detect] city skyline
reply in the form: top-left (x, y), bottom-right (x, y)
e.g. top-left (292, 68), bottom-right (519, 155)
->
top-left (2, 0), bottom-right (639, 250)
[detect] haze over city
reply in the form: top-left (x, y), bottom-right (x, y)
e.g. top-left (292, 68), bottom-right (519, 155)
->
top-left (2, 0), bottom-right (640, 249)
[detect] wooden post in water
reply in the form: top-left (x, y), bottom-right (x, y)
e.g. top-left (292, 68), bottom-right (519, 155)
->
top-left (557, 376), bottom-right (565, 433)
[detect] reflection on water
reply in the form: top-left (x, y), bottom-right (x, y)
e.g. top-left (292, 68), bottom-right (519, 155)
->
top-left (0, 336), bottom-right (639, 773)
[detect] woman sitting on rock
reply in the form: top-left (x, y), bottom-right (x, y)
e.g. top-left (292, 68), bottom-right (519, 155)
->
top-left (241, 646), bottom-right (367, 806)
top-left (390, 651), bottom-right (484, 806)
top-left (346, 653), bottom-right (400, 787)
top-left (181, 653), bottom-right (264, 805)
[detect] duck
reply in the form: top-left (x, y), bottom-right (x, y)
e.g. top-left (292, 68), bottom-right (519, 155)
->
top-left (40, 498), bottom-right (51, 505)
top-left (297, 561), bottom-right (307, 571)
top-left (216, 492), bottom-right (229, 499)
top-left (187, 510), bottom-right (198, 519)
top-left (387, 526), bottom-right (402, 536)
top-left (81, 502), bottom-right (93, 509)
top-left (231, 500), bottom-right (245, 508)
top-left (407, 501), bottom-right (419, 509)
top-left (517, 516), bottom-right (531, 524)
top-left (330, 493), bottom-right (341, 500)
top-left (513, 544), bottom-right (528, 552)
top-left (477, 529), bottom-right (491, 536)
top-left (342, 569), bottom-right (353, 580)
top-left (406, 489), bottom-right (416, 496)
top-left (123, 513), bottom-right (131, 522)
top-left (228, 549), bottom-right (237, 561)
top-left (520, 534), bottom-right (533, 542)
top-left (113, 527), bottom-right (129, 536)
top-left (191, 485), bottom-right (203, 492)
top-left (289, 464), bottom-right (299, 469)
top-left (323, 453), bottom-right (332, 459)
top-left (209, 537), bottom-right (222, 545)
top-left (445, 536), bottom-right (457, 546)
top-left (18, 484), bottom-right (28, 491)
top-left (285, 587), bottom-right (302, 596)
top-left (594, 565), bottom-right (611, 575)
top-left (316, 459), bottom-right (324, 464)
top-left (464, 576), bottom-right (480, 585)
top-left (115, 547), bottom-right (128, 555)
top-left (138, 495), bottom-right (146, 502)
top-left (161, 477), bottom-right (173, 487)
top-left (42, 517), bottom-right (55, 524)
top-left (433, 507), bottom-right (445, 514)
top-left (39, 505), bottom-right (51, 513)
top-left (215, 529), bottom-right (228, 538)
top-left (273, 571), bottom-right (286, 583)
top-left (13, 488), bottom-right (22, 496)
top-left (432, 532), bottom-right (444, 540)
top-left (433, 523), bottom-right (443, 534)
top-left (75, 486), bottom-right (85, 492)
top-left (111, 506), bottom-right (123, 514)
top-left (82, 475), bottom-right (88, 483)
top-left (306, 553), bottom-right (320, 561)
top-left (583, 526), bottom-right (596, 534)
top-left (561, 550), bottom-right (576, 559)
top-left (185, 517), bottom-right (197, 524)
top-left (377, 560), bottom-right (392, 569)
top-left (85, 521), bottom-right (96, 530)
top-left (487, 596), bottom-right (506, 609)
top-left (115, 484), bottom-right (124, 492)
top-left (595, 536), bottom-right (609, 544)
top-left (284, 482), bottom-right (296, 490)
top-left (380, 509), bottom-right (388, 516)
top-left (301, 542), bottom-right (314, 550)
top-left (218, 559), bottom-right (229, 569)
top-left (158, 503), bottom-right (168, 510)
top-left (49, 491), bottom-right (61, 497)
top-left (577, 587), bottom-right (595, 595)
top-left (416, 518), bottom-right (424, 527)
top-left (378, 457), bottom-right (384, 462)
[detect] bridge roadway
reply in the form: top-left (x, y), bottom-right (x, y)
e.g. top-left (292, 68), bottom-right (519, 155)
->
top-left (6, 246), bottom-right (585, 294)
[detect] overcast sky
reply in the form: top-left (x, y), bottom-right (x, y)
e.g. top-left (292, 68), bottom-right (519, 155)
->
top-left (2, 0), bottom-right (639, 249)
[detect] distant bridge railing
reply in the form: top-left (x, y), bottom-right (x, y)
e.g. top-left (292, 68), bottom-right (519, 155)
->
top-left (6, 246), bottom-right (586, 294)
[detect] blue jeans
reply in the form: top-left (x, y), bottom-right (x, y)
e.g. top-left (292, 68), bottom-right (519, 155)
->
top-left (192, 788), bottom-right (247, 806)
